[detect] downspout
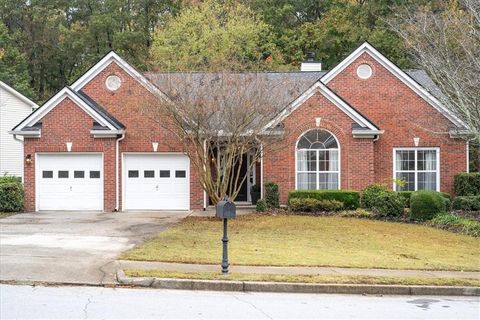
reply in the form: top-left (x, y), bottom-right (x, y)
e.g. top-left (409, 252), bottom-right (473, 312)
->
top-left (115, 133), bottom-right (125, 211)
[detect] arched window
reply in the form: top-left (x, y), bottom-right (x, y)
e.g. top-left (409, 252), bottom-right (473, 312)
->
top-left (296, 129), bottom-right (340, 190)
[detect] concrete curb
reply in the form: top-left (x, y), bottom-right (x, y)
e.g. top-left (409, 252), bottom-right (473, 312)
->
top-left (116, 270), bottom-right (480, 296)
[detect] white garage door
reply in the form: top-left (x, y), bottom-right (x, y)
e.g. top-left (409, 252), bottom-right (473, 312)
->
top-left (124, 154), bottom-right (189, 210)
top-left (37, 154), bottom-right (103, 211)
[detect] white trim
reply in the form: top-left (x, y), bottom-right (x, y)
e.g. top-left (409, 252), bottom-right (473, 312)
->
top-left (91, 129), bottom-right (125, 138)
top-left (263, 81), bottom-right (379, 134)
top-left (70, 51), bottom-right (170, 102)
top-left (9, 130), bottom-right (41, 137)
top-left (260, 143), bottom-right (264, 199)
top-left (392, 147), bottom-right (440, 192)
top-left (0, 81), bottom-right (38, 109)
top-left (13, 87), bottom-right (117, 132)
top-left (321, 42), bottom-right (466, 129)
top-left (294, 129), bottom-right (341, 190)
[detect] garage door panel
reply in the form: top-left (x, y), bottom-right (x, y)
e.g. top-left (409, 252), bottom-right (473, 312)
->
top-left (37, 154), bottom-right (103, 211)
top-left (124, 154), bottom-right (190, 210)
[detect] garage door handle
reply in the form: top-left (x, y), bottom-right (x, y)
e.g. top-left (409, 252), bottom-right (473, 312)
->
top-left (156, 185), bottom-right (159, 191)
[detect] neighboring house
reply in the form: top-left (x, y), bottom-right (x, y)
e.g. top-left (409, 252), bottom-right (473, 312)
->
top-left (0, 81), bottom-right (38, 179)
top-left (10, 42), bottom-right (469, 212)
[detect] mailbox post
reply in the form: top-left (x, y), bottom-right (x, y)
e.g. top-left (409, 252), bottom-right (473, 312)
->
top-left (215, 197), bottom-right (236, 274)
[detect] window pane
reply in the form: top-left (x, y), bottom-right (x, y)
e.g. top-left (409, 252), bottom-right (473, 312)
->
top-left (58, 171), bottom-right (69, 178)
top-left (144, 170), bottom-right (155, 178)
top-left (128, 170), bottom-right (139, 178)
top-left (418, 172), bottom-right (437, 191)
top-left (175, 170), bottom-right (186, 178)
top-left (396, 150), bottom-right (415, 171)
top-left (90, 171), bottom-right (100, 179)
top-left (159, 170), bottom-right (170, 178)
top-left (418, 150), bottom-right (436, 171)
top-left (42, 171), bottom-right (53, 178)
top-left (297, 150), bottom-right (316, 171)
top-left (396, 172), bottom-right (415, 191)
top-left (74, 171), bottom-right (85, 178)
top-left (318, 173), bottom-right (338, 190)
top-left (318, 150), bottom-right (338, 171)
top-left (297, 173), bottom-right (316, 189)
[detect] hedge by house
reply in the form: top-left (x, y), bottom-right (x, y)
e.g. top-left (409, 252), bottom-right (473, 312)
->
top-left (264, 182), bottom-right (279, 208)
top-left (361, 184), bottom-right (388, 209)
top-left (0, 177), bottom-right (24, 212)
top-left (288, 190), bottom-right (360, 209)
top-left (288, 198), bottom-right (344, 212)
top-left (410, 191), bottom-right (446, 221)
top-left (452, 196), bottom-right (480, 211)
top-left (398, 191), bottom-right (451, 208)
top-left (454, 173), bottom-right (480, 196)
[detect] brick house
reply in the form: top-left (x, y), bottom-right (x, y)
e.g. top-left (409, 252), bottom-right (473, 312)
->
top-left (11, 42), bottom-right (469, 212)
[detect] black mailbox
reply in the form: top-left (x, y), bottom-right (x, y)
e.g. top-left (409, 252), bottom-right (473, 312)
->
top-left (216, 198), bottom-right (236, 219)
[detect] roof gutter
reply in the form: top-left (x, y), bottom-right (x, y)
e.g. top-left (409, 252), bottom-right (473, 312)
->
top-left (352, 129), bottom-right (384, 139)
top-left (91, 129), bottom-right (125, 138)
top-left (9, 130), bottom-right (41, 138)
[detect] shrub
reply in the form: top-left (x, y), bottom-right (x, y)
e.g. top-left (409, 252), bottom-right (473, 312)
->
top-left (0, 182), bottom-right (24, 212)
top-left (430, 213), bottom-right (480, 237)
top-left (410, 191), bottom-right (446, 221)
top-left (454, 173), bottom-right (480, 196)
top-left (399, 191), bottom-right (451, 208)
top-left (265, 182), bottom-right (279, 208)
top-left (452, 196), bottom-right (480, 211)
top-left (288, 190), bottom-right (360, 209)
top-left (370, 191), bottom-right (405, 218)
top-left (256, 199), bottom-right (267, 212)
top-left (288, 198), bottom-right (344, 212)
top-left (337, 209), bottom-right (375, 218)
top-left (361, 184), bottom-right (388, 209)
top-left (0, 176), bottom-right (21, 184)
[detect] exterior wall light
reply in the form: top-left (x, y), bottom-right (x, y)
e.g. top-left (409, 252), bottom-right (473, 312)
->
top-left (25, 154), bottom-right (32, 165)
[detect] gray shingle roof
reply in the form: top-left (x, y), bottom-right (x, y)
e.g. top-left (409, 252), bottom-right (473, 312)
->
top-left (145, 69), bottom-right (449, 118)
top-left (74, 89), bottom-right (125, 130)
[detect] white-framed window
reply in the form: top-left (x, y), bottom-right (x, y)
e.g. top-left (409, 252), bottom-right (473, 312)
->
top-left (393, 148), bottom-right (440, 191)
top-left (296, 129), bottom-right (340, 190)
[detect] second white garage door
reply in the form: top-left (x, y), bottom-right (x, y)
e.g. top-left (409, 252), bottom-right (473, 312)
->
top-left (123, 154), bottom-right (190, 210)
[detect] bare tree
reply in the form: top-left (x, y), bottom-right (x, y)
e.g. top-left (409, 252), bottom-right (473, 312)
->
top-left (388, 0), bottom-right (480, 143)
top-left (142, 72), bottom-right (304, 204)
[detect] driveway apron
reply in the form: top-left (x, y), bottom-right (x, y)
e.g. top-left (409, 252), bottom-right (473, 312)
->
top-left (0, 211), bottom-right (187, 285)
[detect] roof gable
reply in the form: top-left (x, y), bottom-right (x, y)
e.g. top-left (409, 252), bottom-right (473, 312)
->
top-left (264, 81), bottom-right (381, 134)
top-left (0, 81), bottom-right (38, 109)
top-left (71, 51), bottom-right (170, 101)
top-left (321, 41), bottom-right (466, 128)
top-left (11, 87), bottom-right (122, 133)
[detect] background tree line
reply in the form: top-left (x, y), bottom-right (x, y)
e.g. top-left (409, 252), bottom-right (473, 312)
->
top-left (0, 0), bottom-right (434, 101)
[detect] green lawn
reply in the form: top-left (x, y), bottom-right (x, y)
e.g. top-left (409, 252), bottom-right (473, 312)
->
top-left (124, 269), bottom-right (480, 287)
top-left (120, 214), bottom-right (480, 271)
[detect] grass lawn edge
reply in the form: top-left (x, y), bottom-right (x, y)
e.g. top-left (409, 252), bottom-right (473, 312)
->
top-left (123, 269), bottom-right (480, 287)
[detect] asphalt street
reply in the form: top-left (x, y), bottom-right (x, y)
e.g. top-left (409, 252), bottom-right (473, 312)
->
top-left (1, 284), bottom-right (479, 319)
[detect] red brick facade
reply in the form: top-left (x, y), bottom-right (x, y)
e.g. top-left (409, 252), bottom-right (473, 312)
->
top-left (21, 47), bottom-right (467, 211)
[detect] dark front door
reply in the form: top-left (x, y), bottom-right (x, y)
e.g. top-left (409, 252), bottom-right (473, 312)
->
top-left (232, 154), bottom-right (248, 202)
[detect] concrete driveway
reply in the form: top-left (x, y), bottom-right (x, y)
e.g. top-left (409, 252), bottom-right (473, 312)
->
top-left (0, 211), bottom-right (189, 285)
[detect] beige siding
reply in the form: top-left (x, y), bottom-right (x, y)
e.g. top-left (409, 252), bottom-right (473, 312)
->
top-left (0, 87), bottom-right (33, 179)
